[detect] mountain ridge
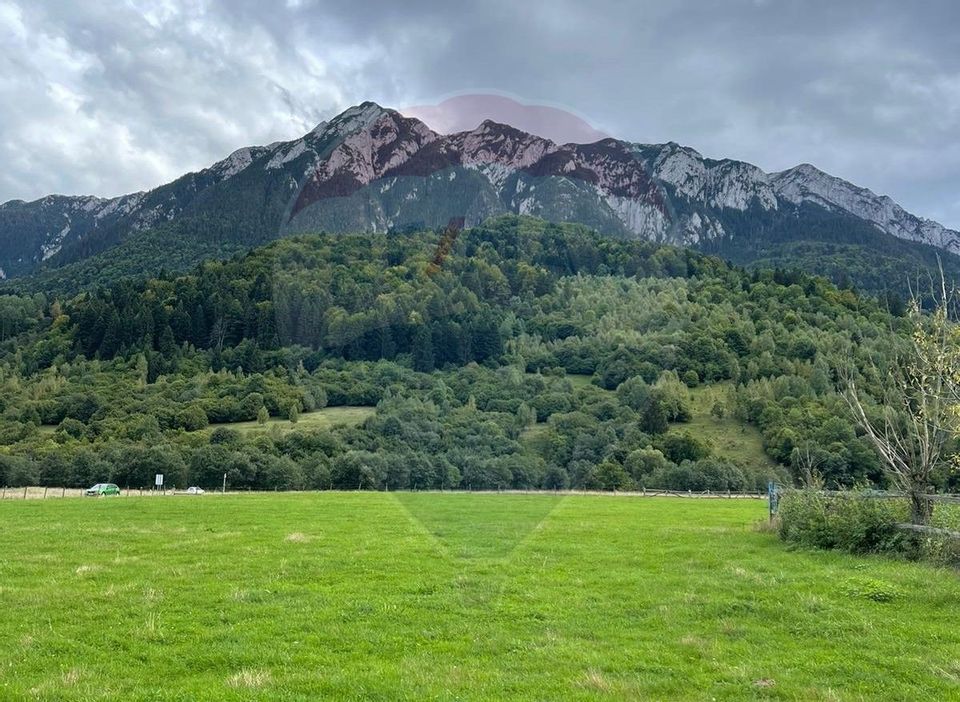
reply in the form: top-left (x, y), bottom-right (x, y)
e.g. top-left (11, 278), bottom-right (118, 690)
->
top-left (1, 101), bottom-right (957, 288)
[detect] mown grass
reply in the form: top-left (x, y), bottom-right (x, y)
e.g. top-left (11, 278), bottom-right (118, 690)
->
top-left (0, 494), bottom-right (958, 700)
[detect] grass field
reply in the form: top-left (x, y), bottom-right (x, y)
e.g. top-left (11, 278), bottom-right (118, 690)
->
top-left (678, 384), bottom-right (777, 468)
top-left (207, 405), bottom-right (374, 435)
top-left (1, 494), bottom-right (958, 701)
top-left (521, 380), bottom-right (775, 471)
top-left (37, 406), bottom-right (375, 437)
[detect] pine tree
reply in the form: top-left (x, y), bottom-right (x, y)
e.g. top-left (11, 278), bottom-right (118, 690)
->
top-left (412, 325), bottom-right (435, 372)
top-left (99, 310), bottom-right (122, 358)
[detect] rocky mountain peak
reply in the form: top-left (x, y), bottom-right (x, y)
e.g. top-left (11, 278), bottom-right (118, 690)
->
top-left (4, 101), bottom-right (960, 282)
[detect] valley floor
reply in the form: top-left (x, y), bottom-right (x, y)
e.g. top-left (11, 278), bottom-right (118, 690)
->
top-left (0, 494), bottom-right (957, 700)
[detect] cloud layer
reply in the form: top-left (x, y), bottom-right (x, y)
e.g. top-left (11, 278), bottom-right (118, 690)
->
top-left (2, 0), bottom-right (959, 227)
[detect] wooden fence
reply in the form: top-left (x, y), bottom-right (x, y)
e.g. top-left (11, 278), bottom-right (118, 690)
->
top-left (0, 486), bottom-right (771, 500)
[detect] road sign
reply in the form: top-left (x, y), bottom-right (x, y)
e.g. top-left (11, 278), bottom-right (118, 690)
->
top-left (155, 474), bottom-right (164, 487)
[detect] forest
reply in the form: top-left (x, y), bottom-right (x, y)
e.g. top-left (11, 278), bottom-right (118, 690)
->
top-left (0, 215), bottom-right (950, 493)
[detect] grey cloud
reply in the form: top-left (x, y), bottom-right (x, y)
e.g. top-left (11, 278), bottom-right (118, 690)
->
top-left (1, 0), bottom-right (959, 227)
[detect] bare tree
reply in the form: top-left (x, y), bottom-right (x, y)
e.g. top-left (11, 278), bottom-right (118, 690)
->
top-left (842, 284), bottom-right (959, 525)
top-left (790, 442), bottom-right (825, 489)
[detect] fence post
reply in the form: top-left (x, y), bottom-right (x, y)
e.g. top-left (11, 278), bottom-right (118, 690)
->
top-left (23, 486), bottom-right (28, 499)
top-left (43, 487), bottom-right (47, 499)
top-left (768, 481), bottom-right (779, 521)
top-left (62, 486), bottom-right (65, 498)
top-left (2, 486), bottom-right (5, 499)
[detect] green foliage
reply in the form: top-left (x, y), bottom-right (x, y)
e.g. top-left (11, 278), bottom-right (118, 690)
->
top-left (656, 431), bottom-right (711, 464)
top-left (844, 577), bottom-right (901, 603)
top-left (777, 490), bottom-right (908, 554)
top-left (0, 216), bottom-right (926, 493)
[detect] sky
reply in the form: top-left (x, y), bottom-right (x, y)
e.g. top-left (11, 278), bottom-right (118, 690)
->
top-left (2, 0), bottom-right (960, 227)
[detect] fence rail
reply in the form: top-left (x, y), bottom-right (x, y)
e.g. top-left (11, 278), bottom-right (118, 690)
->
top-left (0, 486), bottom-right (771, 501)
top-left (785, 488), bottom-right (960, 504)
top-left (0, 486), bottom-right (184, 500)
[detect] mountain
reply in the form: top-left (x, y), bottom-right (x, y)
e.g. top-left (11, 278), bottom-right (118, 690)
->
top-left (2, 101), bottom-right (958, 293)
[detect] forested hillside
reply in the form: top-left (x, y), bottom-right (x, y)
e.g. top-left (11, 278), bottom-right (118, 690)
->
top-left (1, 216), bottom-right (950, 492)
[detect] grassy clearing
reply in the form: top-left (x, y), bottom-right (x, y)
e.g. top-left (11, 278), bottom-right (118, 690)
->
top-left (678, 384), bottom-right (776, 467)
top-left (1, 494), bottom-right (958, 700)
top-left (37, 406), bottom-right (375, 437)
top-left (207, 405), bottom-right (374, 434)
top-left (566, 373), bottom-right (595, 389)
top-left (520, 380), bottom-right (775, 470)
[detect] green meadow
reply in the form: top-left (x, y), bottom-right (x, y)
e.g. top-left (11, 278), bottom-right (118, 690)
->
top-left (207, 405), bottom-right (375, 435)
top-left (1, 493), bottom-right (958, 701)
top-left (680, 384), bottom-right (777, 468)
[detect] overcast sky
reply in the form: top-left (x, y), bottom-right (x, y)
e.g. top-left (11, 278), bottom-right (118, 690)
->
top-left (2, 0), bottom-right (960, 227)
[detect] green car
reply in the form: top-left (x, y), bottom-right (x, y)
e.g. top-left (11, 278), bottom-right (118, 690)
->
top-left (85, 483), bottom-right (120, 497)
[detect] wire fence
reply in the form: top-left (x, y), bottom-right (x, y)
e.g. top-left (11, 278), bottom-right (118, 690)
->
top-left (775, 487), bottom-right (960, 539)
top-left (0, 485), bottom-right (773, 501)
top-left (0, 486), bottom-right (196, 500)
top-left (793, 488), bottom-right (960, 505)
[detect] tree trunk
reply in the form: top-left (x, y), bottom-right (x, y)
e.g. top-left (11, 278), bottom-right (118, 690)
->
top-left (909, 490), bottom-right (932, 526)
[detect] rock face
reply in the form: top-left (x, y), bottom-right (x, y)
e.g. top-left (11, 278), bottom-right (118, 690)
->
top-left (2, 101), bottom-right (958, 280)
top-left (770, 163), bottom-right (960, 253)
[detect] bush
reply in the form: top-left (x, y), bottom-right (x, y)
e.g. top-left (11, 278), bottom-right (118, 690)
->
top-left (210, 427), bottom-right (240, 445)
top-left (176, 404), bottom-right (209, 431)
top-left (777, 490), bottom-right (907, 555)
top-left (585, 460), bottom-right (633, 491)
top-left (0, 455), bottom-right (38, 487)
top-left (656, 431), bottom-right (710, 464)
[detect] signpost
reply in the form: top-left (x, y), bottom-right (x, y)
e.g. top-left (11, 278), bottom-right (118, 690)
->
top-left (155, 474), bottom-right (164, 494)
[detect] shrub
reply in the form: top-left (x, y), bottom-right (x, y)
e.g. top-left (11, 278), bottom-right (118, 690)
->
top-left (777, 490), bottom-right (907, 555)
top-left (656, 431), bottom-right (710, 464)
top-left (210, 427), bottom-right (240, 445)
top-left (176, 404), bottom-right (209, 432)
top-left (844, 577), bottom-right (900, 603)
top-left (585, 460), bottom-right (633, 491)
top-left (918, 534), bottom-right (960, 568)
top-left (0, 455), bottom-right (38, 487)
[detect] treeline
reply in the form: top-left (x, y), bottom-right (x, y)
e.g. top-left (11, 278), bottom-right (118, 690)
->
top-left (59, 218), bottom-right (720, 369)
top-left (0, 215), bottom-right (946, 492)
top-left (0, 360), bottom-right (778, 492)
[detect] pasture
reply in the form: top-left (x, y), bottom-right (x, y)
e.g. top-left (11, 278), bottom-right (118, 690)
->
top-left (0, 493), bottom-right (957, 700)
top-left (207, 405), bottom-right (374, 435)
